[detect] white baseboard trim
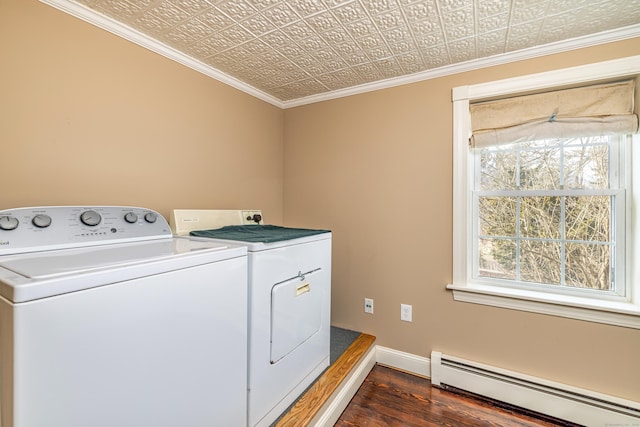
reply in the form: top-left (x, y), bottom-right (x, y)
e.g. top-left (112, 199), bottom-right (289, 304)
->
top-left (375, 345), bottom-right (431, 378)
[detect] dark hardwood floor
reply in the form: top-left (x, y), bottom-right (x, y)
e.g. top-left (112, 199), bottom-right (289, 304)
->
top-left (335, 364), bottom-right (582, 427)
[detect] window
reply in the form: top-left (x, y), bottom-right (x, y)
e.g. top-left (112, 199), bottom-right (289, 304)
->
top-left (475, 135), bottom-right (626, 299)
top-left (448, 56), bottom-right (640, 328)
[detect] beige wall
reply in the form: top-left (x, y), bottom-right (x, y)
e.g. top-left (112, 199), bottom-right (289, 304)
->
top-left (0, 0), bottom-right (284, 222)
top-left (283, 39), bottom-right (640, 401)
top-left (3, 0), bottom-right (640, 405)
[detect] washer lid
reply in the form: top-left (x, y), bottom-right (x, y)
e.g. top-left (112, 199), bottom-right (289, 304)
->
top-left (0, 237), bottom-right (246, 303)
top-left (0, 238), bottom-right (230, 279)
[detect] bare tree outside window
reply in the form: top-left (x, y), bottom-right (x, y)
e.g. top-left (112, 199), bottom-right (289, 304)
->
top-left (475, 136), bottom-right (614, 291)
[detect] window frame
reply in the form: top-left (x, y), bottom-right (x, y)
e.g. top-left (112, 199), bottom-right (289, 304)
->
top-left (448, 55), bottom-right (640, 329)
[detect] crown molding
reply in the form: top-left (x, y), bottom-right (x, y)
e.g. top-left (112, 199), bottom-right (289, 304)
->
top-left (39, 1), bottom-right (640, 110)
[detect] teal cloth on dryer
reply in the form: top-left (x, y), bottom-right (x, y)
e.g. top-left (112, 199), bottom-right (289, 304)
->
top-left (190, 225), bottom-right (330, 243)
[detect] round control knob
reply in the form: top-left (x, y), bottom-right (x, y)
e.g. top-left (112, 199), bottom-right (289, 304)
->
top-left (124, 212), bottom-right (138, 224)
top-left (80, 210), bottom-right (102, 226)
top-left (32, 214), bottom-right (52, 228)
top-left (0, 215), bottom-right (19, 231)
top-left (144, 212), bottom-right (157, 223)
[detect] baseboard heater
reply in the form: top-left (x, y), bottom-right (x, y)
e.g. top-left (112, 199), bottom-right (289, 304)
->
top-left (430, 351), bottom-right (640, 426)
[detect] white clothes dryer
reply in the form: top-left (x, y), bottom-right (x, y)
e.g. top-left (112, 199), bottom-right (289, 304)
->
top-left (0, 206), bottom-right (248, 427)
top-left (171, 210), bottom-right (331, 427)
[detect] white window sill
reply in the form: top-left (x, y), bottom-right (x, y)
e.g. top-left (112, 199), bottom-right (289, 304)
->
top-left (446, 283), bottom-right (640, 329)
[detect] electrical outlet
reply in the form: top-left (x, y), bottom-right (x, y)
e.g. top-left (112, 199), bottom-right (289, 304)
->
top-left (364, 298), bottom-right (374, 314)
top-left (401, 304), bottom-right (412, 322)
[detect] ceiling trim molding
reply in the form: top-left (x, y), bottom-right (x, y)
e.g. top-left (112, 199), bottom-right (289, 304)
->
top-left (40, 1), bottom-right (640, 110)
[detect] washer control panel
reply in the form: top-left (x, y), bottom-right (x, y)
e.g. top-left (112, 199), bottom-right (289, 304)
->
top-left (0, 206), bottom-right (172, 255)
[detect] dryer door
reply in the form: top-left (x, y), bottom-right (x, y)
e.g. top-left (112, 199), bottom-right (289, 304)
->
top-left (270, 269), bottom-right (322, 363)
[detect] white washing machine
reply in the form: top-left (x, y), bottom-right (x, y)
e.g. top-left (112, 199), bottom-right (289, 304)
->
top-left (0, 206), bottom-right (248, 427)
top-left (171, 210), bottom-right (331, 427)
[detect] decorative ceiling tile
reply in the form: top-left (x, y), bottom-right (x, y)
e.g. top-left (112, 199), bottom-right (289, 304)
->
top-left (170, 0), bottom-right (213, 15)
top-left (436, 0), bottom-right (469, 13)
top-left (162, 19), bottom-right (212, 45)
top-left (546, 0), bottom-right (592, 15)
top-left (476, 0), bottom-right (511, 18)
top-left (509, 20), bottom-right (543, 40)
top-left (322, 58), bottom-right (348, 72)
top-left (441, 7), bottom-right (474, 40)
top-left (333, 2), bottom-right (369, 25)
top-left (396, 51), bottom-right (426, 73)
top-left (133, 13), bottom-right (172, 34)
top-left (277, 42), bottom-right (307, 58)
top-left (288, 0), bottom-right (325, 17)
top-left (262, 2), bottom-right (300, 26)
top-left (409, 18), bottom-right (441, 36)
top-left (220, 24), bottom-right (253, 44)
top-left (274, 60), bottom-right (305, 75)
top-left (374, 60), bottom-right (406, 78)
top-left (305, 62), bottom-right (332, 76)
top-left (477, 28), bottom-right (507, 47)
top-left (297, 35), bottom-right (328, 51)
top-left (478, 14), bottom-right (509, 34)
top-left (320, 27), bottom-right (352, 44)
top-left (351, 62), bottom-right (380, 78)
top-left (384, 26), bottom-right (412, 44)
top-left (477, 42), bottom-right (504, 57)
top-left (385, 30), bottom-right (417, 53)
top-left (242, 39), bottom-right (272, 55)
top-left (421, 45), bottom-right (451, 67)
top-left (280, 20), bottom-right (315, 41)
top-left (449, 37), bottom-right (476, 62)
top-left (248, 0), bottom-right (281, 12)
top-left (197, 8), bottom-right (236, 30)
top-left (316, 71), bottom-right (359, 90)
top-left (215, 0), bottom-right (257, 21)
top-left (323, 0), bottom-right (357, 8)
top-left (366, 45), bottom-right (393, 60)
top-left (338, 47), bottom-right (370, 65)
top-left (511, 3), bottom-right (550, 25)
top-left (240, 14), bottom-right (275, 36)
top-left (186, 35), bottom-right (230, 56)
top-left (360, 0), bottom-right (396, 15)
top-left (312, 49), bottom-right (344, 65)
top-left (507, 36), bottom-right (540, 51)
top-left (327, 68), bottom-right (367, 86)
top-left (260, 30), bottom-right (293, 48)
top-left (305, 11), bottom-right (340, 32)
top-left (371, 9), bottom-right (404, 31)
top-left (69, 0), bottom-right (640, 103)
top-left (148, 2), bottom-right (192, 25)
top-left (540, 12), bottom-right (580, 37)
top-left (343, 19), bottom-right (377, 38)
top-left (402, 1), bottom-right (436, 22)
top-left (415, 32), bottom-right (445, 49)
top-left (93, 0), bottom-right (151, 19)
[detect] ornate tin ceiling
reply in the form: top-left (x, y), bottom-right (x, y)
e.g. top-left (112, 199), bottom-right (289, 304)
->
top-left (54, 0), bottom-right (640, 105)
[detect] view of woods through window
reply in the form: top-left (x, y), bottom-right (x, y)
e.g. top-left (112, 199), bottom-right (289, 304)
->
top-left (475, 136), bottom-right (617, 291)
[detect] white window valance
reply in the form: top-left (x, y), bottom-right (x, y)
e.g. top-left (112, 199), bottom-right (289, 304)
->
top-left (470, 79), bottom-right (639, 148)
